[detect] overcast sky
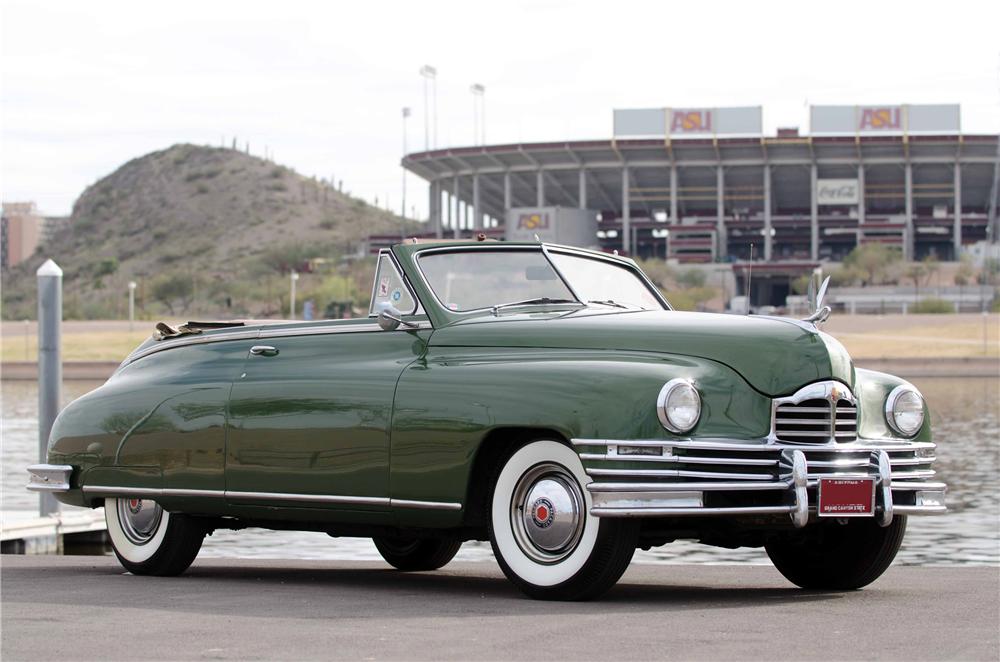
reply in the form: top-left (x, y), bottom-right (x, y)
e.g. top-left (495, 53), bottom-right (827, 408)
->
top-left (2, 0), bottom-right (998, 218)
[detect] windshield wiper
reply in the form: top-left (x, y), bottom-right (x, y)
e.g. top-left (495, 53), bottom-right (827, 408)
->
top-left (491, 297), bottom-right (583, 316)
top-left (586, 299), bottom-right (629, 309)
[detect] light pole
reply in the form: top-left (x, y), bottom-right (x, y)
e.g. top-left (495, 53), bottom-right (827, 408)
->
top-left (289, 270), bottom-right (299, 319)
top-left (402, 107), bottom-right (410, 223)
top-left (128, 281), bottom-right (137, 331)
top-left (419, 65), bottom-right (437, 150)
top-left (470, 84), bottom-right (485, 145)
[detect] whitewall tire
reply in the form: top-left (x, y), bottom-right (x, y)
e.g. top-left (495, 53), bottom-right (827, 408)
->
top-left (489, 440), bottom-right (638, 600)
top-left (104, 497), bottom-right (205, 576)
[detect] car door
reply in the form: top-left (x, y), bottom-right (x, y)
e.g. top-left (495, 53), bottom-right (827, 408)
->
top-left (225, 254), bottom-right (428, 514)
top-left (225, 320), bottom-right (430, 512)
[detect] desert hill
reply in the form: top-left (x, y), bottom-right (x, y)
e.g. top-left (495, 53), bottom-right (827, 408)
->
top-left (2, 144), bottom-right (419, 319)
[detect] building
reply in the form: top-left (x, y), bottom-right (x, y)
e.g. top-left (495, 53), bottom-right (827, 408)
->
top-left (396, 104), bottom-right (999, 268)
top-left (1, 202), bottom-right (43, 269)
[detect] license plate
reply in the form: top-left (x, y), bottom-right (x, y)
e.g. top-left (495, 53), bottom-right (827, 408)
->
top-left (818, 477), bottom-right (876, 517)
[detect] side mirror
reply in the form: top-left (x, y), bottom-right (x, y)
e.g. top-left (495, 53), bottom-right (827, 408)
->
top-left (375, 302), bottom-right (417, 331)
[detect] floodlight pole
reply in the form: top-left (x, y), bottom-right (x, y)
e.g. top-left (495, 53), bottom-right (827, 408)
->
top-left (128, 281), bottom-right (137, 331)
top-left (420, 65), bottom-right (437, 150)
top-left (402, 107), bottom-right (411, 223)
top-left (470, 84), bottom-right (485, 145)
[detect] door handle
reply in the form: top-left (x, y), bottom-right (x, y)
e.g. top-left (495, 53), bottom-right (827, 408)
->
top-left (249, 345), bottom-right (279, 357)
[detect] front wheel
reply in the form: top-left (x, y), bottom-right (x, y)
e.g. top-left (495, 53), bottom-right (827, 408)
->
top-left (489, 440), bottom-right (638, 601)
top-left (765, 516), bottom-right (907, 590)
top-left (104, 497), bottom-right (205, 576)
top-left (372, 536), bottom-right (462, 571)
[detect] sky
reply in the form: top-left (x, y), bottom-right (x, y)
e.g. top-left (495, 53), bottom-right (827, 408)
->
top-left (2, 0), bottom-right (999, 218)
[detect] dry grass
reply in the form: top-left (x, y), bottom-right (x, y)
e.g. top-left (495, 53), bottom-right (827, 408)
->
top-left (824, 314), bottom-right (999, 359)
top-left (2, 330), bottom-right (150, 362)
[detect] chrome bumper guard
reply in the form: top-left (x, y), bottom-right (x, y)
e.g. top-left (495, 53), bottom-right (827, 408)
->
top-left (573, 438), bottom-right (947, 527)
top-left (26, 464), bottom-right (73, 492)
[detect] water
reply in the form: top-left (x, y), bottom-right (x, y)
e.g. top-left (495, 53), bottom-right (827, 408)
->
top-left (3, 377), bottom-right (997, 565)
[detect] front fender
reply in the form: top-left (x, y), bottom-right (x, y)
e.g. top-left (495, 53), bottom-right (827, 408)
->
top-left (389, 347), bottom-right (772, 521)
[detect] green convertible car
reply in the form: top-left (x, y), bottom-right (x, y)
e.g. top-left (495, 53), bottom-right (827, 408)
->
top-left (29, 240), bottom-right (946, 600)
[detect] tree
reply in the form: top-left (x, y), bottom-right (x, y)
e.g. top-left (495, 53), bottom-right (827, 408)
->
top-left (842, 244), bottom-right (903, 287)
top-left (151, 273), bottom-right (195, 316)
top-left (905, 263), bottom-right (927, 297)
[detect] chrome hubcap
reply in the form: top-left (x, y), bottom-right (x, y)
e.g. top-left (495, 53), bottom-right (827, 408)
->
top-left (117, 497), bottom-right (163, 545)
top-left (511, 463), bottom-right (585, 563)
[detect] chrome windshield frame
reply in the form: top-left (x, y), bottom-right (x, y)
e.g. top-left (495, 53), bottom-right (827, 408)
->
top-left (411, 243), bottom-right (670, 316)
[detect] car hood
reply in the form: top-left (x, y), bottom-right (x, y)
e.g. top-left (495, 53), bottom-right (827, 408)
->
top-left (430, 309), bottom-right (854, 397)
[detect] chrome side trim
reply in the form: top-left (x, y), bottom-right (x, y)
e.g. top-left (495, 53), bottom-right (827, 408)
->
top-left (26, 464), bottom-right (73, 492)
top-left (227, 491), bottom-right (390, 506)
top-left (390, 498), bottom-right (463, 511)
top-left (81, 485), bottom-right (460, 510)
top-left (83, 485), bottom-right (161, 497)
top-left (256, 322), bottom-right (426, 339)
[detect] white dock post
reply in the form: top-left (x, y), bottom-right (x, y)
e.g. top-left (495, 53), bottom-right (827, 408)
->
top-left (36, 259), bottom-right (62, 518)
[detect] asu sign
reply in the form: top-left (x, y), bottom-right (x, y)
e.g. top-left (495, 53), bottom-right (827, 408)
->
top-left (670, 109), bottom-right (713, 133)
top-left (811, 104), bottom-right (960, 135)
top-left (858, 107), bottom-right (902, 131)
top-left (613, 107), bottom-right (762, 138)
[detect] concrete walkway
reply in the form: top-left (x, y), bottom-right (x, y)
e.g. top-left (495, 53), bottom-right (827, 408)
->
top-left (2, 556), bottom-right (997, 661)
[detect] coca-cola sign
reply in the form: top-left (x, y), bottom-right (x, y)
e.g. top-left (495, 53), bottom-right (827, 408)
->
top-left (816, 179), bottom-right (860, 205)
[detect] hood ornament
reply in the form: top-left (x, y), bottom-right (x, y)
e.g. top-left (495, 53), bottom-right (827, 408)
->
top-left (802, 274), bottom-right (832, 326)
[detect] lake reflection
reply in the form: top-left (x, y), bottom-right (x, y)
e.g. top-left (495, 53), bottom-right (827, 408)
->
top-left (3, 377), bottom-right (997, 565)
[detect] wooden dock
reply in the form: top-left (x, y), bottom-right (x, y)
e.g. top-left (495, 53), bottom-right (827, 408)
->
top-left (0, 508), bottom-right (108, 554)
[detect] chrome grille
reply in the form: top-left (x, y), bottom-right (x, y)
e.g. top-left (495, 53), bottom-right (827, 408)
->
top-left (774, 398), bottom-right (857, 443)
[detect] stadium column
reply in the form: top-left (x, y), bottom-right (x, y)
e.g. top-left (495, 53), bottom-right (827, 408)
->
top-left (763, 165), bottom-right (773, 262)
top-left (810, 163), bottom-right (819, 261)
top-left (953, 161), bottom-right (962, 258)
top-left (537, 170), bottom-right (545, 207)
top-left (669, 166), bottom-right (678, 223)
top-left (473, 173), bottom-right (482, 230)
top-left (905, 162), bottom-right (914, 261)
top-left (622, 166), bottom-right (631, 254)
top-left (429, 179), bottom-right (441, 238)
top-left (445, 177), bottom-right (454, 236)
top-left (452, 174), bottom-right (460, 239)
top-left (858, 164), bottom-right (866, 225)
top-left (716, 166), bottom-right (727, 259)
top-left (578, 169), bottom-right (587, 209)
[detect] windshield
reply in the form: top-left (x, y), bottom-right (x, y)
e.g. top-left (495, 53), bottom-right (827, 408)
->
top-left (417, 247), bottom-right (666, 313)
top-left (418, 250), bottom-right (574, 311)
top-left (548, 252), bottom-right (663, 310)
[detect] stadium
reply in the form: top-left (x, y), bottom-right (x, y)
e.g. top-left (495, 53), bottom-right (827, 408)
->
top-left (388, 104), bottom-right (999, 306)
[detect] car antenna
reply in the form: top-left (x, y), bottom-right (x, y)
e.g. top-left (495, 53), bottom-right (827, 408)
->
top-left (745, 243), bottom-right (754, 315)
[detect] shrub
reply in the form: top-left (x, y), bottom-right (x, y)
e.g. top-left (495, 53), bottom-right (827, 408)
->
top-left (910, 298), bottom-right (954, 314)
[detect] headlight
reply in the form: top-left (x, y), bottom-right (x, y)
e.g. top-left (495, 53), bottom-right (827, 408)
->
top-left (657, 379), bottom-right (701, 434)
top-left (885, 385), bottom-right (925, 437)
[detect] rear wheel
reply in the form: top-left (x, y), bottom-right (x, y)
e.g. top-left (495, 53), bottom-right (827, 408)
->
top-left (489, 440), bottom-right (638, 601)
top-left (766, 516), bottom-right (907, 590)
top-left (372, 536), bottom-right (462, 571)
top-left (104, 497), bottom-right (205, 576)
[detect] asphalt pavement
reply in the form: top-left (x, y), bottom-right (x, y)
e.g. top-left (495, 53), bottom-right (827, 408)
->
top-left (2, 555), bottom-right (997, 661)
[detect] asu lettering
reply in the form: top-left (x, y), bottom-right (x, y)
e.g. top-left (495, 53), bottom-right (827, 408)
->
top-left (671, 110), bottom-right (712, 133)
top-left (859, 107), bottom-right (902, 131)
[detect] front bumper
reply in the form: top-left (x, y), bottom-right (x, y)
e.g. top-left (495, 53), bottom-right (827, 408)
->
top-left (573, 438), bottom-right (946, 527)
